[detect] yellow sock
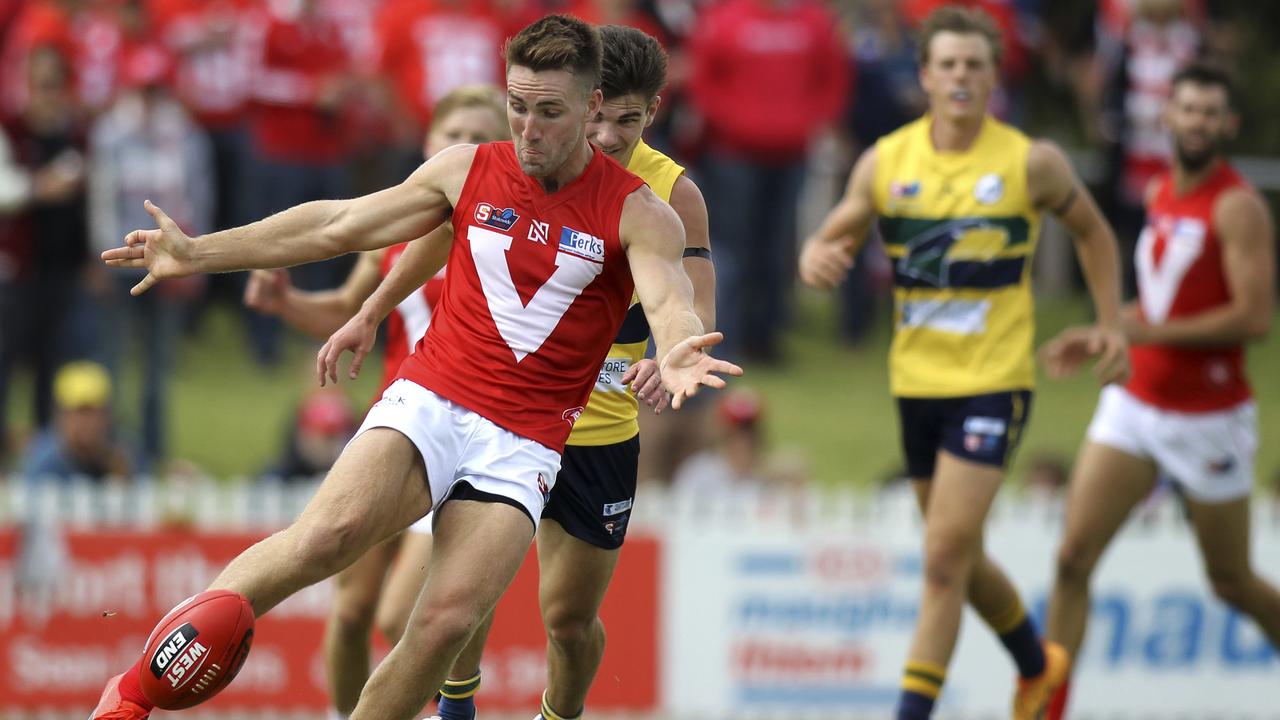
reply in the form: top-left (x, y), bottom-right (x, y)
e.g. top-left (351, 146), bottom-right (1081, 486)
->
top-left (540, 690), bottom-right (581, 720)
top-left (440, 672), bottom-right (481, 700)
top-left (901, 659), bottom-right (946, 699)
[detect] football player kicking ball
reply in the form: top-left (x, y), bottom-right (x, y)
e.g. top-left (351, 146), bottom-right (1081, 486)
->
top-left (321, 25), bottom-right (714, 720)
top-left (90, 15), bottom-right (739, 720)
top-left (242, 85), bottom-right (508, 720)
top-left (798, 7), bottom-right (1127, 719)
top-left (1041, 62), bottom-right (1280, 720)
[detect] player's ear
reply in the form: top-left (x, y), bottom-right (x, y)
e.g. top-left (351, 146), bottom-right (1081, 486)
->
top-left (586, 87), bottom-right (603, 120)
top-left (645, 96), bottom-right (661, 128)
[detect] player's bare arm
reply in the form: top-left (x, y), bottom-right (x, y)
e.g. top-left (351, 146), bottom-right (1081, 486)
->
top-left (244, 250), bottom-right (384, 339)
top-left (799, 146), bottom-right (878, 290)
top-left (624, 174), bottom-right (715, 411)
top-left (622, 185), bottom-right (742, 409)
top-left (1126, 187), bottom-right (1275, 347)
top-left (101, 144), bottom-right (476, 295)
top-left (670, 175), bottom-right (715, 331)
top-left (317, 225), bottom-right (454, 385)
top-left (1031, 140), bottom-right (1129, 384)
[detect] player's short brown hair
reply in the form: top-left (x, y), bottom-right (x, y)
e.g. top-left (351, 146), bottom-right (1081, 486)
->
top-left (430, 84), bottom-right (510, 139)
top-left (917, 5), bottom-right (1004, 68)
top-left (599, 25), bottom-right (667, 102)
top-left (504, 14), bottom-right (602, 94)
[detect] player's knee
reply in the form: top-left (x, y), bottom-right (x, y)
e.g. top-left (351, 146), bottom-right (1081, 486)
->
top-left (403, 597), bottom-right (483, 653)
top-left (291, 513), bottom-right (366, 576)
top-left (543, 603), bottom-right (602, 651)
top-left (921, 536), bottom-right (974, 594)
top-left (1054, 538), bottom-right (1100, 589)
top-left (374, 599), bottom-right (411, 645)
top-left (331, 588), bottom-right (379, 634)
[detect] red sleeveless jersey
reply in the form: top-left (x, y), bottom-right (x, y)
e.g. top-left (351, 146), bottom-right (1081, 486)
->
top-left (1127, 162), bottom-right (1251, 412)
top-left (378, 242), bottom-right (445, 394)
top-left (397, 141), bottom-right (645, 450)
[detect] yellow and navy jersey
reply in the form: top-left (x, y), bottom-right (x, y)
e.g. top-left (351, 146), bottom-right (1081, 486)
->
top-left (873, 115), bottom-right (1041, 398)
top-left (568, 139), bottom-right (686, 446)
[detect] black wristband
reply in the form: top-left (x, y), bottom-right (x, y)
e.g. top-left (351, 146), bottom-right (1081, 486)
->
top-left (683, 246), bottom-right (712, 260)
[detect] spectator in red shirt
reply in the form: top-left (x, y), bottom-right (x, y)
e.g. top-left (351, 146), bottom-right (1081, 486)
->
top-left (374, 0), bottom-right (505, 173)
top-left (154, 0), bottom-right (265, 231)
top-left (243, 0), bottom-right (357, 364)
top-left (0, 0), bottom-right (124, 117)
top-left (688, 0), bottom-right (847, 363)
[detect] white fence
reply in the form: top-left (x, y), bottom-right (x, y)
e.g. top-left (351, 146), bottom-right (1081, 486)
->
top-left (4, 478), bottom-right (1280, 719)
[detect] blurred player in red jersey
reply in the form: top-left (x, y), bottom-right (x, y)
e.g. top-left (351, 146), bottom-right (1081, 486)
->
top-left (242, 85), bottom-right (508, 720)
top-left (91, 15), bottom-right (739, 720)
top-left (1041, 62), bottom-right (1280, 719)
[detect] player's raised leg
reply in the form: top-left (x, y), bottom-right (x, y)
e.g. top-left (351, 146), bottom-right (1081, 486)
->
top-left (536, 519), bottom-right (621, 720)
top-left (327, 535), bottom-right (403, 719)
top-left (90, 428), bottom-right (433, 720)
top-left (1047, 441), bottom-right (1157, 658)
top-left (898, 453), bottom-right (1003, 718)
top-left (1186, 496), bottom-right (1280, 645)
top-left (350, 499), bottom-right (534, 720)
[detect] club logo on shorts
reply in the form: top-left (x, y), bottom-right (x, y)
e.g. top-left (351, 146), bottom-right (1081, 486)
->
top-left (537, 472), bottom-right (551, 503)
top-left (562, 406), bottom-right (585, 425)
top-left (474, 203), bottom-right (519, 231)
top-left (603, 515), bottom-right (629, 538)
top-left (1207, 456), bottom-right (1236, 475)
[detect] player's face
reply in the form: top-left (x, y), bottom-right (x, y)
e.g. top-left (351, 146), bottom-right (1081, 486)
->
top-left (588, 92), bottom-right (658, 167)
top-left (1165, 82), bottom-right (1237, 173)
top-left (423, 106), bottom-right (507, 159)
top-left (919, 31), bottom-right (997, 124)
top-left (507, 65), bottom-right (602, 178)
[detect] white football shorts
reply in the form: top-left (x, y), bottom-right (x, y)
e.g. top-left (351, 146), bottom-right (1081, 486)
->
top-left (1086, 385), bottom-right (1257, 503)
top-left (354, 379), bottom-right (561, 529)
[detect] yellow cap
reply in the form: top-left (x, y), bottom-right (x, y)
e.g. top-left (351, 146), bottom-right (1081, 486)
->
top-left (53, 361), bottom-right (112, 409)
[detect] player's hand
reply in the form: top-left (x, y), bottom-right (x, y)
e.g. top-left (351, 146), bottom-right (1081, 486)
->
top-left (317, 311), bottom-right (378, 386)
top-left (798, 237), bottom-right (854, 290)
top-left (1040, 324), bottom-right (1131, 385)
top-left (100, 200), bottom-right (195, 295)
top-left (244, 269), bottom-right (290, 315)
top-left (622, 358), bottom-right (670, 413)
top-left (657, 332), bottom-right (744, 410)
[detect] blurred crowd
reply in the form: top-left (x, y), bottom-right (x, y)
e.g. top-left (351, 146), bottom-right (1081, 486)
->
top-left (0, 0), bottom-right (1260, 489)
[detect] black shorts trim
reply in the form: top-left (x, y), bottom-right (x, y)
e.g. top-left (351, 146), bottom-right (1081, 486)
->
top-left (542, 435), bottom-right (639, 550)
top-left (449, 481), bottom-right (535, 529)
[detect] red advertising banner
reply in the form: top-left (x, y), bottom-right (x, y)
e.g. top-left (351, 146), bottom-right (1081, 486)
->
top-left (0, 527), bottom-right (658, 714)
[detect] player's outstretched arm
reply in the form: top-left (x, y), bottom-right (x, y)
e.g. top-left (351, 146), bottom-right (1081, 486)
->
top-left (622, 187), bottom-right (742, 410)
top-left (798, 146), bottom-right (877, 290)
top-left (101, 144), bottom-right (475, 295)
top-left (244, 250), bottom-right (383, 339)
top-left (624, 174), bottom-right (717, 413)
top-left (1126, 187), bottom-right (1275, 347)
top-left (1031, 140), bottom-right (1129, 385)
top-left (317, 225), bottom-right (454, 385)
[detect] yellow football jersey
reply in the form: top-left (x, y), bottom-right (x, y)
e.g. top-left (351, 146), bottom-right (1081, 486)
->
top-left (873, 115), bottom-right (1041, 397)
top-left (567, 139), bottom-right (685, 445)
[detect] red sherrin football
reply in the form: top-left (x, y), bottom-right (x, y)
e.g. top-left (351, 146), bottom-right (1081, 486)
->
top-left (138, 589), bottom-right (255, 710)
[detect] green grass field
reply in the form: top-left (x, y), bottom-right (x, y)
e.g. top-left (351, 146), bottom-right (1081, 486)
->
top-left (7, 292), bottom-right (1280, 487)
